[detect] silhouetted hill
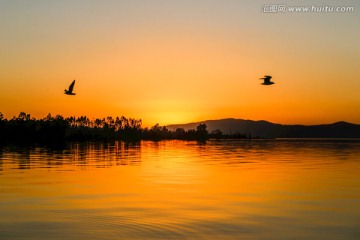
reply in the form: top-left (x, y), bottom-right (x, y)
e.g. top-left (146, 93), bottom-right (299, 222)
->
top-left (167, 119), bottom-right (360, 138)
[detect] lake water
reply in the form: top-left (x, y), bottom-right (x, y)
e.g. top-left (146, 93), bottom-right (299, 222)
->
top-left (1, 139), bottom-right (360, 239)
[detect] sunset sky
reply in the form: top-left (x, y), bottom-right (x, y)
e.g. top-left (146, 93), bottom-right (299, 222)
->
top-left (1, 0), bottom-right (359, 126)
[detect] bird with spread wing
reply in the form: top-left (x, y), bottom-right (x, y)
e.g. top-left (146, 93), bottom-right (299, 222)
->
top-left (65, 80), bottom-right (76, 95)
top-left (259, 75), bottom-right (275, 85)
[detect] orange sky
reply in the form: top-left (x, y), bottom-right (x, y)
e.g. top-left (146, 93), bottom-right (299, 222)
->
top-left (1, 0), bottom-right (359, 126)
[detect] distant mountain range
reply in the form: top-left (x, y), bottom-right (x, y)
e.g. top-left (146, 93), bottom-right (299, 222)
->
top-left (166, 118), bottom-right (360, 138)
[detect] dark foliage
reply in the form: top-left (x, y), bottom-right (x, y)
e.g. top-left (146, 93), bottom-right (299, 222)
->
top-left (0, 112), bottom-right (213, 143)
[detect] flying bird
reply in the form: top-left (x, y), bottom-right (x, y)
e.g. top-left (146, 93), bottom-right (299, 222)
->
top-left (65, 80), bottom-right (76, 95)
top-left (259, 75), bottom-right (275, 85)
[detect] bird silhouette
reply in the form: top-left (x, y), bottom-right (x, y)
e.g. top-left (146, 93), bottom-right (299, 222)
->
top-left (259, 75), bottom-right (275, 85)
top-left (64, 80), bottom-right (76, 95)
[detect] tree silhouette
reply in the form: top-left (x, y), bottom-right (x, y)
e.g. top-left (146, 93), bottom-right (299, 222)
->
top-left (0, 112), bottom-right (215, 143)
top-left (195, 124), bottom-right (208, 140)
top-left (210, 129), bottom-right (223, 139)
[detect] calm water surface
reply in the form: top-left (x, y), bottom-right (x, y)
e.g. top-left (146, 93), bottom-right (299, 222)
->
top-left (1, 140), bottom-right (360, 239)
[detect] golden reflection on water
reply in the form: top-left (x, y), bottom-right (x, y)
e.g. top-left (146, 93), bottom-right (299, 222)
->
top-left (1, 140), bottom-right (360, 239)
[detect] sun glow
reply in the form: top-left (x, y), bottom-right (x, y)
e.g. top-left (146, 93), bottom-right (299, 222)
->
top-left (1, 1), bottom-right (359, 125)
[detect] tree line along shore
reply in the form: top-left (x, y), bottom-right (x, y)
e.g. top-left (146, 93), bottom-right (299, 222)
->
top-left (0, 112), bottom-right (248, 143)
